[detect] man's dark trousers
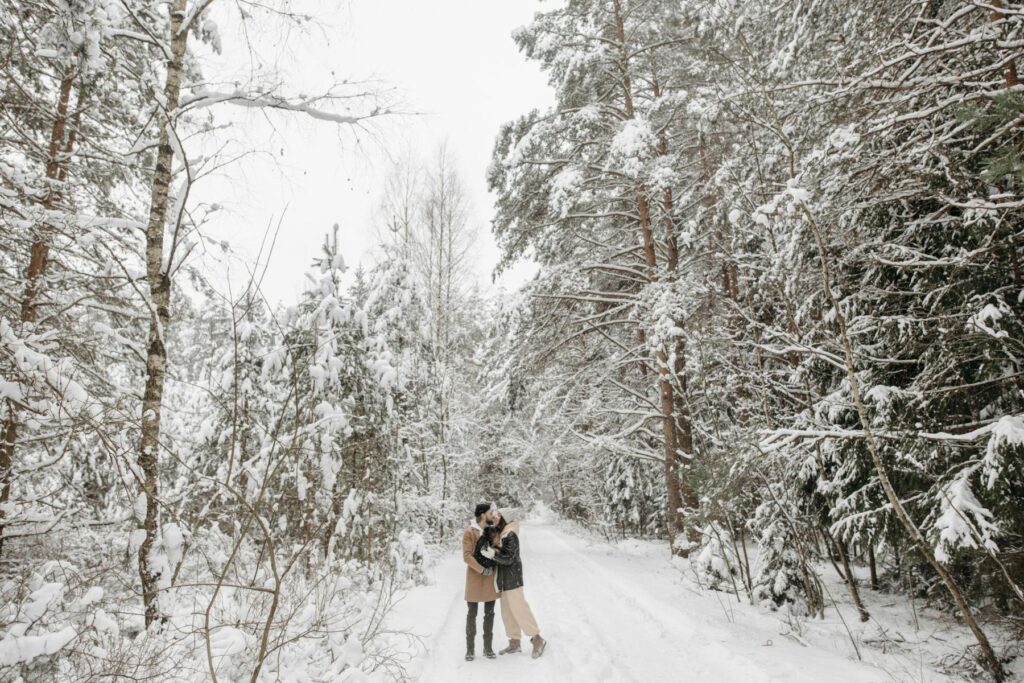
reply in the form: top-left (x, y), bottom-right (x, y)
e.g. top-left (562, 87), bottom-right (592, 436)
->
top-left (466, 600), bottom-right (495, 654)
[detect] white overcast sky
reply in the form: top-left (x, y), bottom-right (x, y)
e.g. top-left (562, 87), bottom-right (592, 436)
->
top-left (192, 1), bottom-right (553, 305)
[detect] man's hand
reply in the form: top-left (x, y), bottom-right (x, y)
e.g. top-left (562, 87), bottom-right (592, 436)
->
top-left (481, 546), bottom-right (496, 559)
top-left (482, 567), bottom-right (493, 576)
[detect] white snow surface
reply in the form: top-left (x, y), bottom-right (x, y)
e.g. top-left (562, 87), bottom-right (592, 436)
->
top-left (386, 517), bottom-right (946, 682)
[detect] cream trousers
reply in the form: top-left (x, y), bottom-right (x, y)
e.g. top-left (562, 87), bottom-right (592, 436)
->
top-left (499, 587), bottom-right (540, 639)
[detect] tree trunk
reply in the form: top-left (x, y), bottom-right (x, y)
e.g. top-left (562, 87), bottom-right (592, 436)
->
top-left (698, 137), bottom-right (738, 300)
top-left (611, 0), bottom-right (694, 552)
top-left (868, 543), bottom-right (879, 590)
top-left (639, 187), bottom-right (693, 552)
top-left (138, 0), bottom-right (189, 628)
top-left (658, 142), bottom-right (700, 552)
top-left (0, 418), bottom-right (17, 559)
top-left (831, 532), bottom-right (870, 622)
top-left (0, 73), bottom-right (80, 558)
top-left (670, 341), bottom-right (700, 548)
top-left (991, 1), bottom-right (1019, 88)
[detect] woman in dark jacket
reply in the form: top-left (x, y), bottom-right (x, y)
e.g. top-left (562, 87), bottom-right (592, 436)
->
top-left (481, 512), bottom-right (546, 659)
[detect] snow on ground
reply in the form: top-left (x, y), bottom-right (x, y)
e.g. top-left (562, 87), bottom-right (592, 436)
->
top-left (384, 515), bottom-right (978, 682)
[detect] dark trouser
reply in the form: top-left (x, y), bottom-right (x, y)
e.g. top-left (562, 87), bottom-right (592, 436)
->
top-left (466, 600), bottom-right (495, 652)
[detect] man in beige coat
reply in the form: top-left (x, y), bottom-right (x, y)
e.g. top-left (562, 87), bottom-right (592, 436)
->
top-left (463, 502), bottom-right (500, 661)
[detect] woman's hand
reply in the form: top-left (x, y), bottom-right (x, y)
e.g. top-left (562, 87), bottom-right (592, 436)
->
top-left (481, 546), bottom-right (496, 559)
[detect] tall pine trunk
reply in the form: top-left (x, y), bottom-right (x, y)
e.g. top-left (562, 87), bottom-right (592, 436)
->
top-left (611, 0), bottom-right (693, 551)
top-left (657, 118), bottom-right (700, 553)
top-left (137, 0), bottom-right (189, 628)
top-left (0, 73), bottom-right (81, 557)
top-left (639, 182), bottom-right (691, 551)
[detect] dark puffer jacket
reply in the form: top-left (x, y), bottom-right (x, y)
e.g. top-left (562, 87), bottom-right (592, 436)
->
top-left (492, 532), bottom-right (524, 591)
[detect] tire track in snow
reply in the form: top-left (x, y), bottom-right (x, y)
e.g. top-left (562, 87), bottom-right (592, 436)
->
top-left (536, 523), bottom-right (771, 682)
top-left (413, 569), bottom-right (465, 681)
top-left (528, 538), bottom-right (627, 682)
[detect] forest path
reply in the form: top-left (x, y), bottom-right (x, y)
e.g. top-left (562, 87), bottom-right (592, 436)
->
top-left (387, 517), bottom-right (894, 682)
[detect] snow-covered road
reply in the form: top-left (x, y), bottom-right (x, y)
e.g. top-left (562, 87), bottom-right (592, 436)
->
top-left (387, 519), bottom-right (895, 682)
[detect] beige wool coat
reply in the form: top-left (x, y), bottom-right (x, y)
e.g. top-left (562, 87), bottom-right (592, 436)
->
top-left (463, 525), bottom-right (500, 603)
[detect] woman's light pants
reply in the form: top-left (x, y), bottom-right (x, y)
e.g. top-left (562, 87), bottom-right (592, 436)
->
top-left (499, 587), bottom-right (540, 639)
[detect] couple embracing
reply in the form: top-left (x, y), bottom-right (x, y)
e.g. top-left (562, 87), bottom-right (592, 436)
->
top-left (462, 503), bottom-right (547, 661)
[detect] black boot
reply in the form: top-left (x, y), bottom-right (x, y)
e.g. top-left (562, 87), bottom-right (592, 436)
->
top-left (465, 602), bottom-right (478, 661)
top-left (483, 600), bottom-right (496, 658)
